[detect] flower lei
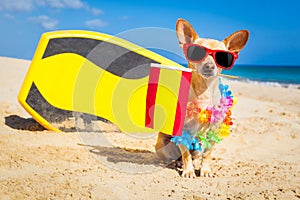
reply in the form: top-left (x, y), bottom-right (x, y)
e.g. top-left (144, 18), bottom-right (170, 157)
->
top-left (171, 78), bottom-right (236, 151)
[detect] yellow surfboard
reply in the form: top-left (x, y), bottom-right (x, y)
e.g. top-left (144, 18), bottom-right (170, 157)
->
top-left (18, 30), bottom-right (190, 134)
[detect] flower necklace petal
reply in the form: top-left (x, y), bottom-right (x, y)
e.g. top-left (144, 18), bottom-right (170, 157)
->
top-left (171, 78), bottom-right (236, 150)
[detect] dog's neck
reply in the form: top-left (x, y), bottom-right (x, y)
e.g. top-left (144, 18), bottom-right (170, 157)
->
top-left (189, 70), bottom-right (219, 109)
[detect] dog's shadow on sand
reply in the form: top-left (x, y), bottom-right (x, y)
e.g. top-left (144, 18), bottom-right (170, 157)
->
top-left (78, 143), bottom-right (181, 173)
top-left (5, 115), bottom-right (46, 131)
top-left (80, 144), bottom-right (160, 165)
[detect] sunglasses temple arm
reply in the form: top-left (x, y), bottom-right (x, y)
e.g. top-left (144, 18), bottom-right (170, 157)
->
top-left (219, 74), bottom-right (239, 79)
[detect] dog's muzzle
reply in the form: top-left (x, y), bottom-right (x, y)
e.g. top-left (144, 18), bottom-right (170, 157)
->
top-left (199, 62), bottom-right (216, 78)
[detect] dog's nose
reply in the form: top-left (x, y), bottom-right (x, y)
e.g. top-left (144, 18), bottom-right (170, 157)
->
top-left (204, 63), bottom-right (215, 70)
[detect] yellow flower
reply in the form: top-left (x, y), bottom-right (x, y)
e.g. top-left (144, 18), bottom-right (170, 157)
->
top-left (216, 123), bottom-right (231, 138)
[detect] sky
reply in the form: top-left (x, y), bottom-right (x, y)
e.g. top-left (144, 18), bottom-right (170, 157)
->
top-left (0, 0), bottom-right (299, 66)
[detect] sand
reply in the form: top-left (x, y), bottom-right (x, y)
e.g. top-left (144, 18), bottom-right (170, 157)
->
top-left (0, 56), bottom-right (299, 199)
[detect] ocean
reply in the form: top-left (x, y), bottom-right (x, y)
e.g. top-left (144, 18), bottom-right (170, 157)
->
top-left (222, 65), bottom-right (300, 87)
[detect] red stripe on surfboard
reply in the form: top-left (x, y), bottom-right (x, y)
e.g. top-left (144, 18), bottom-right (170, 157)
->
top-left (172, 71), bottom-right (192, 136)
top-left (145, 67), bottom-right (160, 128)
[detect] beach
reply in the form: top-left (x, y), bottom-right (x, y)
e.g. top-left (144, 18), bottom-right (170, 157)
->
top-left (0, 56), bottom-right (299, 199)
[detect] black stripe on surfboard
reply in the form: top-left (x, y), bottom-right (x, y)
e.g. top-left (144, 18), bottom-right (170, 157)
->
top-left (26, 82), bottom-right (111, 132)
top-left (42, 37), bottom-right (158, 79)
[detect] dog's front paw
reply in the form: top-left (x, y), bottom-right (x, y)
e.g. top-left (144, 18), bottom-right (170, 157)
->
top-left (181, 168), bottom-right (196, 178)
top-left (181, 160), bottom-right (196, 178)
top-left (200, 162), bottom-right (213, 177)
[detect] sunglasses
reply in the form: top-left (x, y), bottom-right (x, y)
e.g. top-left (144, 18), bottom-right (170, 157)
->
top-left (183, 44), bottom-right (238, 70)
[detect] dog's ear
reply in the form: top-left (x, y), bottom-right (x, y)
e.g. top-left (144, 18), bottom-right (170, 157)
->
top-left (176, 19), bottom-right (198, 48)
top-left (223, 30), bottom-right (249, 53)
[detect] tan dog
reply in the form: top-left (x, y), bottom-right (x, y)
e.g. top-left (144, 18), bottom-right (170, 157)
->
top-left (155, 18), bottom-right (249, 178)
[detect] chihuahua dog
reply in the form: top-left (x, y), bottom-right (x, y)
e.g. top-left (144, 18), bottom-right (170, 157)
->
top-left (155, 19), bottom-right (249, 178)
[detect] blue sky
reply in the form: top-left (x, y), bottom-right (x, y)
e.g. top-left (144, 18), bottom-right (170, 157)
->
top-left (0, 0), bottom-right (299, 65)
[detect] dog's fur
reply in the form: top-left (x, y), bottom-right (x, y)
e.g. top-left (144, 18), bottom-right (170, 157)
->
top-left (155, 19), bottom-right (249, 178)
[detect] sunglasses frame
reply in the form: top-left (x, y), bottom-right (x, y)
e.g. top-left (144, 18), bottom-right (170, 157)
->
top-left (183, 43), bottom-right (238, 70)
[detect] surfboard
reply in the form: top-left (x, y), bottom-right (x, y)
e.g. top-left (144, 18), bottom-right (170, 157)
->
top-left (18, 30), bottom-right (190, 135)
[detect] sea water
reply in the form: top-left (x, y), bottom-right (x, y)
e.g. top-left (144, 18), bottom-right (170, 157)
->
top-left (222, 65), bottom-right (300, 88)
